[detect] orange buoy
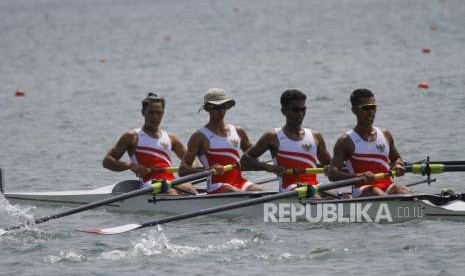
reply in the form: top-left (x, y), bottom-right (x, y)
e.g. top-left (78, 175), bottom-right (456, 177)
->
top-left (422, 47), bottom-right (431, 54)
top-left (15, 89), bottom-right (25, 97)
top-left (418, 82), bottom-right (430, 89)
top-left (430, 24), bottom-right (438, 31)
top-left (100, 58), bottom-right (108, 63)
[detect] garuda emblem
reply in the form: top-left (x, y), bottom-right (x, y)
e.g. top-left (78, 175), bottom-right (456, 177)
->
top-left (230, 139), bottom-right (239, 148)
top-left (301, 143), bottom-right (312, 152)
top-left (376, 143), bottom-right (386, 152)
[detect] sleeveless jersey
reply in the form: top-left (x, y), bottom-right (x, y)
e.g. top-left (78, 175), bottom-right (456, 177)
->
top-left (130, 128), bottom-right (175, 183)
top-left (198, 125), bottom-right (246, 190)
top-left (273, 128), bottom-right (319, 190)
top-left (346, 127), bottom-right (392, 190)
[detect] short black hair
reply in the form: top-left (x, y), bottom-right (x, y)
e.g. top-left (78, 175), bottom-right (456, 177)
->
top-left (280, 89), bottom-right (307, 107)
top-left (142, 92), bottom-right (165, 111)
top-left (350, 89), bottom-right (374, 106)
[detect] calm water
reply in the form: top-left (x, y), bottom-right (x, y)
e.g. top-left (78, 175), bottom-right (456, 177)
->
top-left (1, 0), bottom-right (465, 275)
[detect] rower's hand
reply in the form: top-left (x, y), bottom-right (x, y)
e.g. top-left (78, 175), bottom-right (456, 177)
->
top-left (360, 171), bottom-right (376, 184)
top-left (212, 164), bottom-right (226, 175)
top-left (391, 162), bottom-right (406, 177)
top-left (265, 164), bottom-right (286, 176)
top-left (130, 163), bottom-right (152, 177)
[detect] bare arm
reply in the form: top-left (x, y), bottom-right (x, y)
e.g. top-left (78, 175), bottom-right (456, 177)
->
top-left (241, 131), bottom-right (284, 174)
top-left (383, 129), bottom-right (405, 176)
top-left (102, 131), bottom-right (151, 177)
top-left (236, 126), bottom-right (253, 153)
top-left (102, 131), bottom-right (137, 172)
top-left (383, 129), bottom-right (402, 164)
top-left (327, 135), bottom-right (359, 181)
top-left (313, 131), bottom-right (331, 166)
top-left (178, 132), bottom-right (207, 176)
top-left (169, 133), bottom-right (187, 161)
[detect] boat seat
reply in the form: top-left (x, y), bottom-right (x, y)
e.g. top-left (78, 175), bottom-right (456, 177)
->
top-left (111, 180), bottom-right (142, 195)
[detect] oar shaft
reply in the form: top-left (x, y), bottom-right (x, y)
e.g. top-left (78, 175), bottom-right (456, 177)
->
top-left (313, 172), bottom-right (388, 191)
top-left (406, 178), bottom-right (437, 187)
top-left (411, 160), bottom-right (465, 166)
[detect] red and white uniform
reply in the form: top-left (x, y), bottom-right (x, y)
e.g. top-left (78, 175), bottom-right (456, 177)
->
top-left (274, 128), bottom-right (319, 192)
top-left (198, 125), bottom-right (252, 193)
top-left (346, 127), bottom-right (393, 197)
top-left (130, 128), bottom-right (175, 185)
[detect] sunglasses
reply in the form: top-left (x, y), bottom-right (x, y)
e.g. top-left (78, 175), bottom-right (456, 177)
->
top-left (355, 104), bottom-right (377, 111)
top-left (209, 103), bottom-right (233, 110)
top-left (286, 106), bottom-right (307, 113)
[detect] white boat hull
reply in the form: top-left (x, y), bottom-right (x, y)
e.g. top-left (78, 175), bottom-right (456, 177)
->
top-left (3, 180), bottom-right (465, 223)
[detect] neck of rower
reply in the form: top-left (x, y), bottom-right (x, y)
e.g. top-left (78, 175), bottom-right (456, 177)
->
top-left (206, 119), bottom-right (227, 136)
top-left (282, 124), bottom-right (304, 139)
top-left (143, 124), bottom-right (160, 138)
top-left (354, 124), bottom-right (375, 140)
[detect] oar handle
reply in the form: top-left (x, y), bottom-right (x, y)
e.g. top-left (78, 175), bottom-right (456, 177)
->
top-left (211, 164), bottom-right (236, 175)
top-left (284, 167), bottom-right (325, 175)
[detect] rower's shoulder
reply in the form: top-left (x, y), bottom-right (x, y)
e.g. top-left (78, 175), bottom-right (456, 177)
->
top-left (233, 125), bottom-right (247, 134)
top-left (379, 127), bottom-right (391, 136)
top-left (379, 128), bottom-right (395, 143)
top-left (188, 130), bottom-right (208, 142)
top-left (334, 132), bottom-right (354, 147)
top-left (309, 129), bottom-right (323, 138)
top-left (259, 129), bottom-right (278, 139)
top-left (167, 132), bottom-right (183, 143)
top-left (120, 129), bottom-right (138, 140)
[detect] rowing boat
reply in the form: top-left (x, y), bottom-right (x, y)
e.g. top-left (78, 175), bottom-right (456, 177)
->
top-left (3, 178), bottom-right (465, 223)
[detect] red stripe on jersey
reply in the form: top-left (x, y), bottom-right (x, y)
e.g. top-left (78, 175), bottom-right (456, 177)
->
top-left (277, 156), bottom-right (318, 188)
top-left (207, 148), bottom-right (240, 159)
top-left (136, 146), bottom-right (171, 162)
top-left (136, 152), bottom-right (175, 182)
top-left (205, 153), bottom-right (245, 188)
top-left (350, 159), bottom-right (392, 189)
top-left (352, 153), bottom-right (389, 163)
top-left (277, 150), bottom-right (318, 164)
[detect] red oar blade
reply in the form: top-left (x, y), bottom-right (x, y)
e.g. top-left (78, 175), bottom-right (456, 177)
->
top-left (78, 223), bottom-right (142, 235)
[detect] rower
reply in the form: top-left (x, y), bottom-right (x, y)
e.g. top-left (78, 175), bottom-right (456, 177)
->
top-left (102, 93), bottom-right (197, 195)
top-left (178, 88), bottom-right (261, 193)
top-left (327, 88), bottom-right (409, 197)
top-left (241, 89), bottom-right (331, 192)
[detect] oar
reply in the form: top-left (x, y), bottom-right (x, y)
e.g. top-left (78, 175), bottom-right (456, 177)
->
top-left (283, 167), bottom-right (325, 175)
top-left (409, 160), bottom-right (465, 166)
top-left (405, 164), bottom-right (465, 175)
top-left (0, 166), bottom-right (233, 236)
top-left (78, 173), bottom-right (389, 235)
